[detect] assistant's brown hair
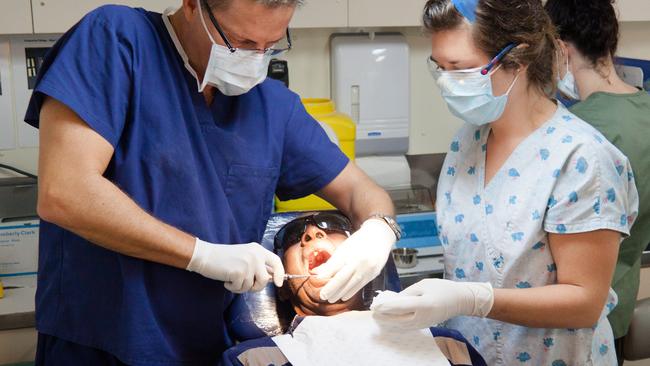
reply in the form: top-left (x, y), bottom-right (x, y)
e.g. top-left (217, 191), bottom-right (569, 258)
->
top-left (423, 0), bottom-right (559, 96)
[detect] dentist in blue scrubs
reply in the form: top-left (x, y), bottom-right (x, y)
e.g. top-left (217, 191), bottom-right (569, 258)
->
top-left (24, 0), bottom-right (398, 364)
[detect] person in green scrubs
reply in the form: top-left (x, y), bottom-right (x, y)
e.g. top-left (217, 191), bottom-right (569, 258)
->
top-left (546, 0), bottom-right (650, 364)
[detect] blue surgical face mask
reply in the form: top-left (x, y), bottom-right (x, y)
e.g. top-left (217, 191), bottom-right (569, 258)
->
top-left (428, 58), bottom-right (520, 126)
top-left (557, 58), bottom-right (580, 100)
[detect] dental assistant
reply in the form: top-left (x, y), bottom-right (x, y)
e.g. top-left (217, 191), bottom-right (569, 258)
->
top-left (545, 1), bottom-right (650, 362)
top-left (372, 0), bottom-right (639, 364)
top-left (24, 0), bottom-right (396, 364)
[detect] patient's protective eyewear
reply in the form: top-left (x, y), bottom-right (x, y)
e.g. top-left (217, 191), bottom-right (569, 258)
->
top-left (274, 212), bottom-right (352, 252)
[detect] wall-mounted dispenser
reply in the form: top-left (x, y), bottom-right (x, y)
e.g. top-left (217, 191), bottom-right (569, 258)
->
top-left (331, 33), bottom-right (410, 157)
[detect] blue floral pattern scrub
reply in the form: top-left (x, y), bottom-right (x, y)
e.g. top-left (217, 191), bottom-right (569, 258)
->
top-left (437, 104), bottom-right (639, 365)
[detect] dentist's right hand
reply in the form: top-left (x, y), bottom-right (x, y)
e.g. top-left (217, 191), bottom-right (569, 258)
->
top-left (186, 238), bottom-right (285, 293)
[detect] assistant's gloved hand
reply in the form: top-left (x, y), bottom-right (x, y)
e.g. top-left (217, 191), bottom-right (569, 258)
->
top-left (313, 218), bottom-right (396, 303)
top-left (186, 238), bottom-right (285, 293)
top-left (371, 279), bottom-right (494, 329)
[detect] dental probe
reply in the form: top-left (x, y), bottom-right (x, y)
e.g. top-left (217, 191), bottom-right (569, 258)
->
top-left (283, 274), bottom-right (313, 280)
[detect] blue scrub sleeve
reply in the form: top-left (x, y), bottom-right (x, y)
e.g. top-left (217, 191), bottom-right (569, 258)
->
top-left (25, 8), bottom-right (133, 148)
top-left (275, 98), bottom-right (349, 201)
top-left (544, 142), bottom-right (639, 236)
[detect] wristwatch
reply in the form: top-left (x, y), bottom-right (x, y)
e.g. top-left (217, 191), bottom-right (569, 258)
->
top-left (368, 214), bottom-right (402, 241)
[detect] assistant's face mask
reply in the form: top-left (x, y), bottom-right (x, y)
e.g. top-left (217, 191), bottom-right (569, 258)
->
top-left (428, 58), bottom-right (520, 126)
top-left (557, 58), bottom-right (580, 100)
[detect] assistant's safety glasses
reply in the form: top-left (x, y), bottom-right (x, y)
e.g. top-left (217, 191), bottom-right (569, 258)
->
top-left (201, 0), bottom-right (292, 56)
top-left (274, 212), bottom-right (352, 252)
top-left (427, 42), bottom-right (517, 78)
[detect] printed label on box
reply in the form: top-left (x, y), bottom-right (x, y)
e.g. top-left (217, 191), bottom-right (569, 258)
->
top-left (0, 221), bottom-right (39, 277)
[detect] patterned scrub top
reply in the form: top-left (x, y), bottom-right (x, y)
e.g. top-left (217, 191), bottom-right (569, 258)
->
top-left (436, 104), bottom-right (639, 365)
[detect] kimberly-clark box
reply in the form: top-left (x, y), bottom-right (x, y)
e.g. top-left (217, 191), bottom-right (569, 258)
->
top-left (0, 220), bottom-right (38, 284)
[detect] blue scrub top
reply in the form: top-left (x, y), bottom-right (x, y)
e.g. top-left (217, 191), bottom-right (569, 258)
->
top-left (24, 5), bottom-right (348, 365)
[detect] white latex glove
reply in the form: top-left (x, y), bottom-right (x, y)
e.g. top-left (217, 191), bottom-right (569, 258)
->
top-left (371, 278), bottom-right (494, 330)
top-left (186, 238), bottom-right (285, 293)
top-left (313, 218), bottom-right (396, 303)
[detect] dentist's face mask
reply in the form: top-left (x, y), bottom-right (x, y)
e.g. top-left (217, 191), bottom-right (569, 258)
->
top-left (428, 57), bottom-right (520, 126)
top-left (196, 4), bottom-right (272, 95)
top-left (557, 57), bottom-right (580, 100)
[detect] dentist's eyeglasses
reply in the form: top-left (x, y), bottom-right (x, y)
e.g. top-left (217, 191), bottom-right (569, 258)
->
top-left (201, 0), bottom-right (292, 56)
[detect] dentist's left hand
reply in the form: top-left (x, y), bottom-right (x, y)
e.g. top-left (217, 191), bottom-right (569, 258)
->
top-left (313, 218), bottom-right (396, 302)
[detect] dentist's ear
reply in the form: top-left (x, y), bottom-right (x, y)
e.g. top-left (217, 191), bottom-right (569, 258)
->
top-left (181, 0), bottom-right (200, 21)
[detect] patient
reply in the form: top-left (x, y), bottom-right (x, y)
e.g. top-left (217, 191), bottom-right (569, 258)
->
top-left (274, 212), bottom-right (365, 316)
top-left (222, 212), bottom-right (487, 366)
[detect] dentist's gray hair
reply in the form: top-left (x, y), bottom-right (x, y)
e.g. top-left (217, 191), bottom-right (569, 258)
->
top-left (208, 0), bottom-right (303, 10)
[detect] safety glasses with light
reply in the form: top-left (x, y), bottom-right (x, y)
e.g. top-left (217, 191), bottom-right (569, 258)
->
top-left (201, 0), bottom-right (292, 56)
top-left (427, 43), bottom-right (517, 80)
top-left (274, 212), bottom-right (352, 253)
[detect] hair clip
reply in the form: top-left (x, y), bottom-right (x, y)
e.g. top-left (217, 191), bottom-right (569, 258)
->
top-left (451, 0), bottom-right (480, 23)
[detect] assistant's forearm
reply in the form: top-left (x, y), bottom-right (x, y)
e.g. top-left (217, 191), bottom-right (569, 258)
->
top-left (489, 285), bottom-right (607, 329)
top-left (38, 174), bottom-right (195, 269)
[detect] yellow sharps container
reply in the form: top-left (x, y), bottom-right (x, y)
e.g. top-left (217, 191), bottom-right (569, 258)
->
top-left (275, 98), bottom-right (356, 212)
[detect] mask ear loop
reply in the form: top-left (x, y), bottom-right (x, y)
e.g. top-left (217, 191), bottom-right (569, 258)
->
top-left (196, 1), bottom-right (218, 45)
top-left (562, 44), bottom-right (572, 77)
top-left (504, 68), bottom-right (522, 96)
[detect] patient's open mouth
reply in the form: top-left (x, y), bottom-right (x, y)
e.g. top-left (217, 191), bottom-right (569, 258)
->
top-left (308, 249), bottom-right (332, 270)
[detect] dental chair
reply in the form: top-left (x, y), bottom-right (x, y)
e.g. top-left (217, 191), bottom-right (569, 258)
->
top-left (623, 297), bottom-right (650, 361)
top-left (225, 211), bottom-right (402, 342)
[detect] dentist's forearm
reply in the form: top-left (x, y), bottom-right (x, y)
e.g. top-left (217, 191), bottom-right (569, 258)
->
top-left (318, 162), bottom-right (394, 228)
top-left (38, 173), bottom-right (195, 269)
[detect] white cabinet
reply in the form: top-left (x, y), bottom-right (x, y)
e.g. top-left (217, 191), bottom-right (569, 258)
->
top-left (32, 0), bottom-right (178, 34)
top-left (291, 0), bottom-right (348, 28)
top-left (617, 0), bottom-right (650, 22)
top-left (0, 0), bottom-right (33, 34)
top-left (348, 0), bottom-right (426, 27)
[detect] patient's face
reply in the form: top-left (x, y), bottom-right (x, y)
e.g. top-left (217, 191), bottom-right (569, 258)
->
top-left (282, 224), bottom-right (364, 316)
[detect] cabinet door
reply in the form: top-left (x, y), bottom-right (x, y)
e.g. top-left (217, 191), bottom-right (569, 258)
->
top-left (32, 0), bottom-right (178, 34)
top-left (617, 0), bottom-right (650, 22)
top-left (348, 0), bottom-right (426, 27)
top-left (0, 0), bottom-right (33, 34)
top-left (290, 0), bottom-right (348, 28)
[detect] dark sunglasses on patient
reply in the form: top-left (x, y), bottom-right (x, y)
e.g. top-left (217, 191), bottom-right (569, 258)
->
top-left (274, 212), bottom-right (366, 317)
